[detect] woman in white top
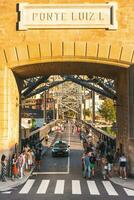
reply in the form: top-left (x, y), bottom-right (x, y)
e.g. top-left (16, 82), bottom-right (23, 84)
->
top-left (119, 153), bottom-right (127, 179)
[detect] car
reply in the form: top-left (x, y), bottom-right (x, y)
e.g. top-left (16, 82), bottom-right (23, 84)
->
top-left (51, 140), bottom-right (70, 157)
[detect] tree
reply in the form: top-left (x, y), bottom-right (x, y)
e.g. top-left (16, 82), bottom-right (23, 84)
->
top-left (83, 108), bottom-right (92, 118)
top-left (98, 98), bottom-right (116, 122)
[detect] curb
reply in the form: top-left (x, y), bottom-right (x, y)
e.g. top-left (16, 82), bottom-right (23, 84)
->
top-left (109, 177), bottom-right (134, 190)
top-left (0, 168), bottom-right (34, 192)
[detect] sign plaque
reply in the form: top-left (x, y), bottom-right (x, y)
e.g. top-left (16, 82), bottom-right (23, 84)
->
top-left (17, 2), bottom-right (118, 30)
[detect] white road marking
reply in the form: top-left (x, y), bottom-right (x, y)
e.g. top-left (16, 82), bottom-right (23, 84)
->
top-left (54, 180), bottom-right (65, 194)
top-left (72, 180), bottom-right (81, 194)
top-left (19, 179), bottom-right (35, 194)
top-left (36, 180), bottom-right (50, 194)
top-left (87, 180), bottom-right (100, 195)
top-left (2, 191), bottom-right (12, 194)
top-left (102, 181), bottom-right (118, 196)
top-left (124, 188), bottom-right (134, 196)
top-left (33, 171), bottom-right (69, 175)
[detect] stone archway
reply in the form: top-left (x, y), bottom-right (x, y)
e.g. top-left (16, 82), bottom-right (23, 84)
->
top-left (0, 41), bottom-right (134, 174)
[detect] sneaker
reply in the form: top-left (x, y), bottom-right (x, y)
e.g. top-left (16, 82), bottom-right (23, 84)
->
top-left (124, 177), bottom-right (127, 180)
top-left (120, 176), bottom-right (122, 179)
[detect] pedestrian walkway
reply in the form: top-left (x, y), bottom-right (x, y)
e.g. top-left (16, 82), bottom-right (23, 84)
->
top-left (110, 176), bottom-right (134, 190)
top-left (1, 178), bottom-right (134, 196)
top-left (0, 169), bottom-right (33, 192)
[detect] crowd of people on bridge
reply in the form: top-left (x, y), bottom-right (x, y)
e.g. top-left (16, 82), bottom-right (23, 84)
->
top-left (0, 144), bottom-right (42, 182)
top-left (0, 120), bottom-right (128, 182)
top-left (79, 130), bottom-right (128, 180)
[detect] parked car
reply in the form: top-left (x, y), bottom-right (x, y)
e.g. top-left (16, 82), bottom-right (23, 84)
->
top-left (51, 140), bottom-right (70, 157)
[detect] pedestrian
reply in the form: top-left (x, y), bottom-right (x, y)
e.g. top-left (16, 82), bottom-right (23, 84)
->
top-left (35, 149), bottom-right (42, 171)
top-left (106, 152), bottom-right (114, 178)
top-left (1, 154), bottom-right (7, 182)
top-left (99, 141), bottom-right (106, 156)
top-left (27, 149), bottom-right (33, 171)
top-left (96, 151), bottom-right (101, 167)
top-left (90, 152), bottom-right (96, 177)
top-left (119, 153), bottom-right (127, 179)
top-left (83, 151), bottom-right (91, 179)
top-left (101, 156), bottom-right (108, 180)
top-left (114, 148), bottom-right (120, 163)
top-left (81, 152), bottom-right (85, 177)
top-left (17, 152), bottom-right (24, 179)
top-left (11, 153), bottom-right (18, 180)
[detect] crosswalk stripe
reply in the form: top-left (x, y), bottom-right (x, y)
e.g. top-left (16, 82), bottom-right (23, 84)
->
top-left (2, 191), bottom-right (12, 194)
top-left (19, 179), bottom-right (35, 194)
top-left (124, 188), bottom-right (134, 196)
top-left (87, 180), bottom-right (100, 195)
top-left (102, 181), bottom-right (118, 196)
top-left (54, 180), bottom-right (65, 194)
top-left (36, 180), bottom-right (50, 194)
top-left (72, 180), bottom-right (81, 194)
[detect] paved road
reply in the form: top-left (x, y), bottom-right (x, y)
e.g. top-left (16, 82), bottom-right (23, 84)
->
top-left (1, 122), bottom-right (134, 200)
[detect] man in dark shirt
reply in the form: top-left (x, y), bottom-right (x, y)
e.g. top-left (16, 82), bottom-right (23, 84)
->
top-left (106, 152), bottom-right (114, 177)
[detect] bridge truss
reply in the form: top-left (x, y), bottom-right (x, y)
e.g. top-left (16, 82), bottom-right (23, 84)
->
top-left (22, 75), bottom-right (117, 100)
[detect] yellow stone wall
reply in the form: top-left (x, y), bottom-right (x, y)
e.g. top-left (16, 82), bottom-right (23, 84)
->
top-left (0, 65), bottom-right (19, 154)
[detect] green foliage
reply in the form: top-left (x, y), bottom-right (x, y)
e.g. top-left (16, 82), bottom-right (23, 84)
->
top-left (64, 110), bottom-right (75, 118)
top-left (98, 98), bottom-right (116, 122)
top-left (84, 108), bottom-right (92, 117)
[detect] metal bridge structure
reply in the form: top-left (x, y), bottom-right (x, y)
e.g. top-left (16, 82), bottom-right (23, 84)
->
top-left (22, 75), bottom-right (116, 100)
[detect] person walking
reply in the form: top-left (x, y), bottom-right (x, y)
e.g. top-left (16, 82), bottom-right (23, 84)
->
top-left (11, 153), bottom-right (18, 180)
top-left (17, 152), bottom-right (24, 179)
top-left (90, 152), bottom-right (96, 178)
top-left (81, 152), bottom-right (85, 177)
top-left (101, 156), bottom-right (108, 180)
top-left (106, 152), bottom-right (114, 178)
top-left (119, 153), bottom-right (127, 179)
top-left (1, 154), bottom-right (7, 182)
top-left (83, 151), bottom-right (91, 179)
top-left (35, 149), bottom-right (42, 171)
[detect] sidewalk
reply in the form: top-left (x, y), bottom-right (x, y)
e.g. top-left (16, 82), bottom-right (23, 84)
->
top-left (0, 169), bottom-right (33, 192)
top-left (110, 176), bottom-right (134, 190)
top-left (0, 130), bottom-right (58, 192)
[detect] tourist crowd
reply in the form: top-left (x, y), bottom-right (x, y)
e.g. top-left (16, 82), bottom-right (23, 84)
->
top-left (0, 145), bottom-right (42, 182)
top-left (79, 131), bottom-right (128, 180)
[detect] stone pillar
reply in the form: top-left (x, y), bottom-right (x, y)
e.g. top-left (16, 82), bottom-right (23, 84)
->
top-left (0, 66), bottom-right (19, 160)
top-left (128, 65), bottom-right (134, 175)
top-left (116, 67), bottom-right (134, 175)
